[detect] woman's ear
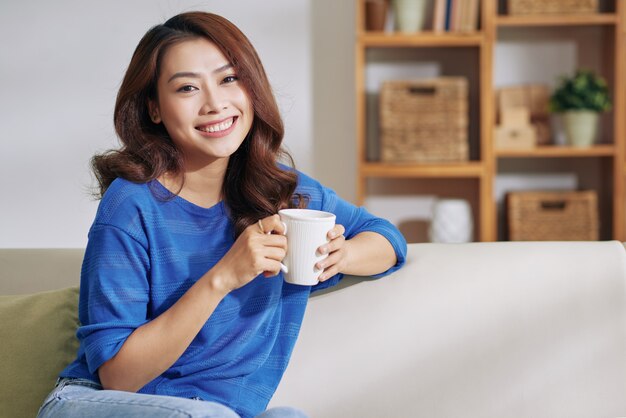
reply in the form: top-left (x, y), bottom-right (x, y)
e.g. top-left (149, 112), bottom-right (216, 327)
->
top-left (148, 100), bottom-right (162, 124)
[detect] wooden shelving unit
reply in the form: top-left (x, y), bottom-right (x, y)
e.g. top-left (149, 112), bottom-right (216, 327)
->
top-left (355, 0), bottom-right (625, 242)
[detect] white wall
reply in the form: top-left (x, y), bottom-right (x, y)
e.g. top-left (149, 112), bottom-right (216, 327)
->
top-left (1, 1), bottom-right (595, 247)
top-left (0, 0), bottom-right (312, 248)
top-left (310, 0), bottom-right (357, 204)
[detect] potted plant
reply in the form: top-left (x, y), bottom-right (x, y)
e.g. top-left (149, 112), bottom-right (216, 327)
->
top-left (549, 70), bottom-right (612, 147)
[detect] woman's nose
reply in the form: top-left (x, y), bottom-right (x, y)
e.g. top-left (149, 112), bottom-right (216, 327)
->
top-left (200, 88), bottom-right (227, 114)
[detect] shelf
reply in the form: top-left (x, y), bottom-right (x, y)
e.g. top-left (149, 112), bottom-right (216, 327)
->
top-left (358, 32), bottom-right (484, 47)
top-left (355, 0), bottom-right (625, 241)
top-left (361, 162), bottom-right (484, 178)
top-left (496, 144), bottom-right (615, 158)
top-left (496, 13), bottom-right (619, 27)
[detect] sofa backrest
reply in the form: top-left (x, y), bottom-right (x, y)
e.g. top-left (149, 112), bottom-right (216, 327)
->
top-left (271, 241), bottom-right (626, 417)
top-left (0, 249), bottom-right (83, 295)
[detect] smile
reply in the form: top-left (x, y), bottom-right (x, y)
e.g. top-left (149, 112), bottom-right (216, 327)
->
top-left (196, 117), bottom-right (235, 133)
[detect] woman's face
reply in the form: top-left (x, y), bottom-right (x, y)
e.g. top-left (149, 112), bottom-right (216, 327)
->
top-left (150, 37), bottom-right (253, 170)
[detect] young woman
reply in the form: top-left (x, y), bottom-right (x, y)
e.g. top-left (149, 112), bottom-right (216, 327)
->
top-left (37, 11), bottom-right (406, 418)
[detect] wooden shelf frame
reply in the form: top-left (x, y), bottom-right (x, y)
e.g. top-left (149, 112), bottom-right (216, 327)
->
top-left (496, 144), bottom-right (616, 158)
top-left (496, 13), bottom-right (619, 27)
top-left (612, 0), bottom-right (626, 239)
top-left (359, 32), bottom-right (484, 47)
top-left (361, 162), bottom-right (485, 178)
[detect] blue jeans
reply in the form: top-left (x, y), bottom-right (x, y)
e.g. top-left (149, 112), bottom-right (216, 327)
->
top-left (37, 378), bottom-right (308, 418)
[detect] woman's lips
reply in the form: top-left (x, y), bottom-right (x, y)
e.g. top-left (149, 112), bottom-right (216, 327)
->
top-left (195, 116), bottom-right (237, 137)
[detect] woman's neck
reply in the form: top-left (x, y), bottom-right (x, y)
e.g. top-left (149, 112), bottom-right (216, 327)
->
top-left (160, 158), bottom-right (228, 209)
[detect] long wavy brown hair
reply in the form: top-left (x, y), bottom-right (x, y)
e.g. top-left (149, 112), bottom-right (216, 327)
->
top-left (92, 12), bottom-right (306, 236)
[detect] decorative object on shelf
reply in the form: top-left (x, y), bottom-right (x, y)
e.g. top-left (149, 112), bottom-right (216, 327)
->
top-left (379, 77), bottom-right (469, 163)
top-left (507, 190), bottom-right (599, 241)
top-left (392, 0), bottom-right (428, 32)
top-left (365, 0), bottom-right (389, 31)
top-left (549, 70), bottom-right (612, 147)
top-left (497, 84), bottom-right (551, 145)
top-left (429, 198), bottom-right (474, 243)
top-left (508, 0), bottom-right (598, 15)
top-left (495, 107), bottom-right (536, 150)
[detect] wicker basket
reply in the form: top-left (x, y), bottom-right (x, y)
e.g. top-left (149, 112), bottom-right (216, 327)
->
top-left (508, 0), bottom-right (598, 15)
top-left (507, 190), bottom-right (599, 241)
top-left (379, 77), bottom-right (469, 163)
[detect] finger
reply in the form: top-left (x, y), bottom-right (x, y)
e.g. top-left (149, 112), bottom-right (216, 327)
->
top-left (256, 215), bottom-right (283, 235)
top-left (253, 219), bottom-right (267, 235)
top-left (317, 234), bottom-right (345, 256)
top-left (263, 246), bottom-right (287, 262)
top-left (263, 214), bottom-right (286, 235)
top-left (260, 233), bottom-right (288, 249)
top-left (318, 264), bottom-right (339, 282)
top-left (315, 250), bottom-right (340, 272)
top-left (327, 224), bottom-right (346, 240)
top-left (262, 259), bottom-right (285, 278)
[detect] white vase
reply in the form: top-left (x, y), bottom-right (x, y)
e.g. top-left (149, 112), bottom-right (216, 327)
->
top-left (429, 199), bottom-right (473, 243)
top-left (393, 0), bottom-right (427, 33)
top-left (562, 110), bottom-right (599, 147)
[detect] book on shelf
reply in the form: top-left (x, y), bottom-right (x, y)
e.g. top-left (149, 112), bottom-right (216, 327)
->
top-left (434, 0), bottom-right (479, 33)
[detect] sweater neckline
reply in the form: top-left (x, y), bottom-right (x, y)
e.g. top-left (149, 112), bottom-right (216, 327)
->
top-left (149, 179), bottom-right (226, 218)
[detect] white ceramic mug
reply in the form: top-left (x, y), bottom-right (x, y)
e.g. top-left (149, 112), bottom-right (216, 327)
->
top-left (278, 209), bottom-right (336, 286)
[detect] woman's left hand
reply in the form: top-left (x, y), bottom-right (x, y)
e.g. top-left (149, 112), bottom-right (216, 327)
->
top-left (315, 224), bottom-right (348, 282)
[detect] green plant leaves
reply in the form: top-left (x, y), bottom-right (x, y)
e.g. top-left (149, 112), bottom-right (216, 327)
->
top-left (548, 70), bottom-right (612, 113)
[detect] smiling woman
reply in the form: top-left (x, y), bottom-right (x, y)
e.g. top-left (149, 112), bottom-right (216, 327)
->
top-left (94, 12), bottom-right (302, 236)
top-left (34, 11), bottom-right (406, 418)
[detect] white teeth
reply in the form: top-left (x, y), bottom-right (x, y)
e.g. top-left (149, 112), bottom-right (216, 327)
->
top-left (199, 118), bottom-right (234, 133)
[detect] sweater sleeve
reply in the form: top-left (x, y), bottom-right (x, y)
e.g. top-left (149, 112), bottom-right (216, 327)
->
top-left (310, 181), bottom-right (407, 292)
top-left (76, 223), bottom-right (151, 375)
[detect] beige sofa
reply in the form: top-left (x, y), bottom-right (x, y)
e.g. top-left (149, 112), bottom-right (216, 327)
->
top-left (2, 242), bottom-right (626, 418)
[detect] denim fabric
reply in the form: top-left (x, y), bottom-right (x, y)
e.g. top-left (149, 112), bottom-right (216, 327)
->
top-left (255, 406), bottom-right (309, 418)
top-left (37, 379), bottom-right (308, 418)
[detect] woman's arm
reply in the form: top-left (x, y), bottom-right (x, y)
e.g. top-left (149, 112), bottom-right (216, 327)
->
top-left (98, 270), bottom-right (228, 392)
top-left (343, 231), bottom-right (397, 276)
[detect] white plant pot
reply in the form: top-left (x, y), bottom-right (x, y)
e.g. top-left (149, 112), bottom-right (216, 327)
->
top-left (562, 110), bottom-right (599, 148)
top-left (393, 0), bottom-right (427, 33)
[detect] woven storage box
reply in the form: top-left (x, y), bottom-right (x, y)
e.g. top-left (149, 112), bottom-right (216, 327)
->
top-left (508, 0), bottom-right (598, 15)
top-left (379, 77), bottom-right (469, 163)
top-left (507, 190), bottom-right (599, 241)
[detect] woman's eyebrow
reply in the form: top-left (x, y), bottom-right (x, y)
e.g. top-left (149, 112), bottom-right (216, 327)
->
top-left (167, 71), bottom-right (200, 83)
top-left (167, 64), bottom-right (234, 83)
top-left (213, 63), bottom-right (233, 74)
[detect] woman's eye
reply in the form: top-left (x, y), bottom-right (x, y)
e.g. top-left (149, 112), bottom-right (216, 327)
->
top-left (177, 85), bottom-right (197, 93)
top-left (223, 75), bottom-right (238, 84)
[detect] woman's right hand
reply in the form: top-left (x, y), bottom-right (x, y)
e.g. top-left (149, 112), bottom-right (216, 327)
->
top-left (209, 214), bottom-right (287, 293)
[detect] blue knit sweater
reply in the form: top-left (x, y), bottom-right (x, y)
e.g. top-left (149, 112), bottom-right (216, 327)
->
top-left (60, 169), bottom-right (407, 418)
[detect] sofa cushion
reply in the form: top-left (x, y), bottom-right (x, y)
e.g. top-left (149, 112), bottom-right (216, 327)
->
top-left (0, 287), bottom-right (79, 418)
